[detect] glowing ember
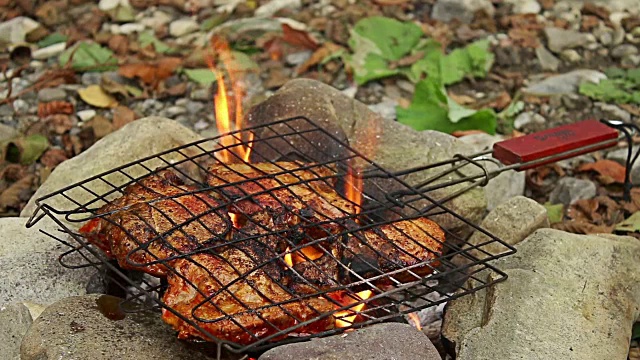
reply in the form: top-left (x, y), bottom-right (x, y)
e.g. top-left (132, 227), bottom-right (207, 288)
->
top-left (334, 290), bottom-right (373, 328)
top-left (207, 35), bottom-right (253, 163)
top-left (407, 312), bottom-right (422, 331)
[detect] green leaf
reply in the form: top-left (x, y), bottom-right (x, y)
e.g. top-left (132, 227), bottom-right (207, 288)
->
top-left (58, 42), bottom-right (118, 72)
top-left (396, 78), bottom-right (497, 134)
top-left (183, 68), bottom-right (217, 85)
top-left (5, 134), bottom-right (50, 165)
top-left (543, 202), bottom-right (564, 224)
top-left (350, 16), bottom-right (423, 61)
top-left (138, 31), bottom-right (172, 54)
top-left (230, 51), bottom-right (259, 71)
top-left (614, 211), bottom-right (640, 232)
top-left (441, 39), bottom-right (494, 85)
top-left (579, 80), bottom-right (637, 104)
top-left (37, 33), bottom-right (67, 48)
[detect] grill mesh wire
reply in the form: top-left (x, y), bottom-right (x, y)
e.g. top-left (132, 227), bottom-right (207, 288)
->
top-left (29, 116), bottom-right (515, 355)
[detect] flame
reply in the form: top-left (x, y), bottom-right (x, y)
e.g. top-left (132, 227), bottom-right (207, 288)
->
top-left (207, 35), bottom-right (253, 164)
top-left (334, 290), bottom-right (373, 328)
top-left (344, 166), bottom-right (363, 215)
top-left (283, 246), bottom-right (324, 268)
top-left (407, 312), bottom-right (422, 331)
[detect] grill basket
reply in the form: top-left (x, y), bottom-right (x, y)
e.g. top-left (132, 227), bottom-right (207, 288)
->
top-left (27, 116), bottom-right (521, 357)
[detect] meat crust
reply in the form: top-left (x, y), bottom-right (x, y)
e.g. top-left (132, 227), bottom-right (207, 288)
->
top-left (162, 248), bottom-right (335, 344)
top-left (343, 217), bottom-right (445, 284)
top-left (80, 170), bottom-right (231, 277)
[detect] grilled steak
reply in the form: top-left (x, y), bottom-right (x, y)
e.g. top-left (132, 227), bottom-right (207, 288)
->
top-left (80, 170), bottom-right (231, 277)
top-left (342, 218), bottom-right (445, 284)
top-left (162, 246), bottom-right (335, 344)
top-left (206, 162), bottom-right (355, 239)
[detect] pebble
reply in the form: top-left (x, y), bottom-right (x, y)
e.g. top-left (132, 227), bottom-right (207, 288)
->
top-left (513, 111), bottom-right (546, 130)
top-left (595, 102), bottom-right (632, 122)
top-left (140, 10), bottom-right (172, 30)
top-left (193, 119), bottom-right (210, 130)
top-left (169, 18), bottom-right (199, 37)
top-left (611, 44), bottom-right (639, 58)
top-left (81, 72), bottom-right (102, 86)
top-left (0, 16), bottom-right (42, 44)
top-left (190, 87), bottom-right (210, 101)
top-left (285, 51), bottom-right (312, 66)
top-left (594, 29), bottom-right (613, 46)
top-left (32, 42), bottom-right (66, 60)
top-left (524, 70), bottom-right (607, 96)
top-left (184, 101), bottom-right (205, 115)
top-left (12, 99), bottom-right (29, 113)
top-left (118, 23), bottom-right (146, 34)
top-left (535, 46), bottom-right (560, 71)
top-left (622, 54), bottom-right (640, 66)
top-left (0, 104), bottom-right (13, 117)
top-left (164, 105), bottom-right (187, 117)
top-left (77, 109), bottom-right (97, 122)
top-left (0, 302), bottom-right (33, 359)
top-left (560, 49), bottom-right (582, 63)
top-left (255, 0), bottom-right (302, 17)
top-left (545, 27), bottom-right (591, 53)
top-left (549, 177), bottom-right (597, 205)
top-left (37, 88), bottom-right (67, 102)
top-left (431, 0), bottom-right (494, 24)
top-left (507, 0), bottom-right (540, 14)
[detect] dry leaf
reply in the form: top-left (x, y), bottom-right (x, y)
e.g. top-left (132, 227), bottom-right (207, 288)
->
top-left (552, 221), bottom-right (613, 235)
top-left (40, 148), bottom-right (68, 168)
top-left (448, 92), bottom-right (476, 106)
top-left (162, 82), bottom-right (188, 97)
top-left (282, 24), bottom-right (320, 50)
top-left (452, 129), bottom-right (488, 137)
top-left (0, 175), bottom-right (34, 211)
top-left (112, 105), bottom-right (137, 129)
top-left (86, 115), bottom-right (114, 139)
top-left (108, 34), bottom-right (129, 55)
top-left (46, 114), bottom-right (74, 134)
top-left (578, 160), bottom-right (626, 184)
top-left (295, 42), bottom-right (343, 75)
top-left (78, 85), bottom-right (118, 108)
top-left (38, 101), bottom-right (74, 118)
top-left (118, 57), bottom-right (182, 86)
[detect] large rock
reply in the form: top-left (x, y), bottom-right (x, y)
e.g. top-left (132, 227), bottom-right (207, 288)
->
top-left (20, 294), bottom-right (216, 360)
top-left (246, 79), bottom-right (487, 236)
top-left (21, 117), bottom-right (206, 221)
top-left (466, 195), bottom-right (549, 259)
top-left (0, 218), bottom-right (93, 307)
top-left (259, 323), bottom-right (441, 360)
top-left (442, 229), bottom-right (640, 360)
top-left (0, 302), bottom-right (33, 360)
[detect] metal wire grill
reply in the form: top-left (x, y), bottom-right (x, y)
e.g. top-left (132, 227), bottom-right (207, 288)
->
top-left (27, 116), bottom-right (515, 356)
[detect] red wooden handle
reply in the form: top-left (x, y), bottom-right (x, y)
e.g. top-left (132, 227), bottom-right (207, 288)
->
top-left (492, 120), bottom-right (619, 170)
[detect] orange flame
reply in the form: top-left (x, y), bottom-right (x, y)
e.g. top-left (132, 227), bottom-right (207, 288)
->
top-left (334, 290), bottom-right (373, 328)
top-left (283, 246), bottom-right (324, 268)
top-left (344, 166), bottom-right (363, 214)
top-left (407, 312), bottom-right (422, 331)
top-left (207, 35), bottom-right (253, 164)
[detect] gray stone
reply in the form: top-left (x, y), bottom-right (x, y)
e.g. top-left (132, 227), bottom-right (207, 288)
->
top-left (21, 117), bottom-right (206, 219)
top-left (513, 111), bottom-right (545, 130)
top-left (37, 88), bottom-right (67, 102)
top-left (0, 123), bottom-right (18, 142)
top-left (560, 49), bottom-right (582, 63)
top-left (139, 10), bottom-right (172, 30)
top-left (0, 218), bottom-right (93, 306)
top-left (545, 27), bottom-right (591, 53)
top-left (443, 229), bottom-right (640, 360)
top-left (285, 51), bottom-right (312, 66)
top-left (505, 0), bottom-right (540, 14)
top-left (549, 177), bottom-right (597, 205)
top-left (32, 43), bottom-right (66, 60)
top-left (0, 16), bottom-right (41, 44)
top-left (466, 196), bottom-right (549, 260)
top-left (12, 99), bottom-right (29, 113)
top-left (0, 302), bottom-right (33, 360)
top-left (20, 295), bottom-right (215, 360)
top-left (169, 18), bottom-right (199, 37)
top-left (431, 0), bottom-right (494, 24)
top-left (255, 0), bottom-right (302, 17)
top-left (611, 44), bottom-right (639, 58)
top-left (523, 69), bottom-right (607, 96)
top-left (457, 133), bottom-right (525, 211)
top-left (259, 323), bottom-right (441, 360)
top-left (81, 72), bottom-right (102, 86)
top-left (622, 54), bottom-right (640, 67)
top-left (595, 102), bottom-right (631, 122)
top-left (77, 109), bottom-right (96, 122)
top-left (246, 79), bottom-right (486, 236)
top-left (535, 46), bottom-right (561, 71)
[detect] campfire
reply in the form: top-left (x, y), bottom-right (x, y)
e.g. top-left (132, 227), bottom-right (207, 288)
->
top-left (73, 36), bottom-right (447, 348)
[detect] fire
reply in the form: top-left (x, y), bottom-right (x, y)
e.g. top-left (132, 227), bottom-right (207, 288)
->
top-left (407, 312), bottom-right (422, 331)
top-left (283, 245), bottom-right (324, 268)
top-left (207, 35), bottom-right (253, 164)
top-left (334, 290), bottom-right (373, 328)
top-left (344, 166), bottom-right (363, 215)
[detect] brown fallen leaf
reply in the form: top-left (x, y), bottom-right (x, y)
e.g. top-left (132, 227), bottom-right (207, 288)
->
top-left (282, 23), bottom-right (320, 51)
top-left (295, 42), bottom-right (343, 76)
top-left (0, 175), bottom-right (34, 211)
top-left (40, 148), bottom-right (68, 168)
top-left (118, 57), bottom-right (182, 87)
top-left (451, 130), bottom-right (488, 137)
top-left (552, 221), bottom-right (613, 235)
top-left (578, 159), bottom-right (626, 184)
top-left (86, 115), bottom-right (114, 139)
top-left (108, 34), bottom-right (129, 55)
top-left (448, 92), bottom-right (476, 106)
top-left (38, 101), bottom-right (74, 118)
top-left (112, 105), bottom-right (137, 129)
top-left (46, 114), bottom-right (74, 134)
top-left (373, 0), bottom-right (409, 4)
top-left (78, 85), bottom-right (119, 108)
